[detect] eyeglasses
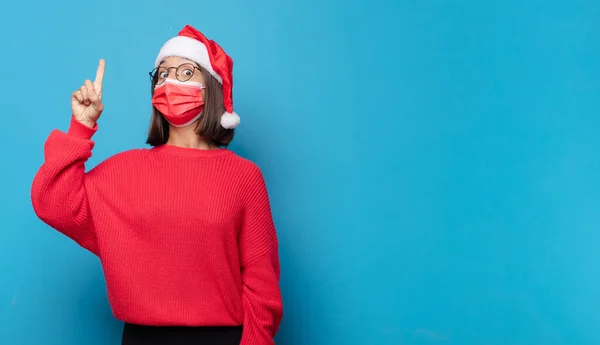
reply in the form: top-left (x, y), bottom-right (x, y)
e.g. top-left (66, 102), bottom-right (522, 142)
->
top-left (149, 63), bottom-right (201, 85)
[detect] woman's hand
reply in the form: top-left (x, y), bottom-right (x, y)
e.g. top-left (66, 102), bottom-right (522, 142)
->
top-left (72, 59), bottom-right (105, 128)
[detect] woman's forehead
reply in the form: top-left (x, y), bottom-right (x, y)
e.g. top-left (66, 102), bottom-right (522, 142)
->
top-left (160, 56), bottom-right (195, 67)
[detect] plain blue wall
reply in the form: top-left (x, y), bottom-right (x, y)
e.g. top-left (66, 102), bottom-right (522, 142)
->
top-left (1, 0), bottom-right (599, 344)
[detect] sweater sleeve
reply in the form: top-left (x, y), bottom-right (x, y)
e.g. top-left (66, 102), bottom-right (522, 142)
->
top-left (239, 166), bottom-right (283, 345)
top-left (30, 117), bottom-right (99, 255)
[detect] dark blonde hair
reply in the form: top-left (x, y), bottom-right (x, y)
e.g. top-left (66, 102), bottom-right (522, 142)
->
top-left (146, 64), bottom-right (235, 147)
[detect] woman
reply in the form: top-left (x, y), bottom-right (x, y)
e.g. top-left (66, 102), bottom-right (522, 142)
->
top-left (31, 25), bottom-right (283, 345)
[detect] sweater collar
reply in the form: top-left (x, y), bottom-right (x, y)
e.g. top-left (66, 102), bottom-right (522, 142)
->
top-left (151, 144), bottom-right (234, 158)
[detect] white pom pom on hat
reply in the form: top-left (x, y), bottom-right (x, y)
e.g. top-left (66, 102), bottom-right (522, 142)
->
top-left (220, 112), bottom-right (240, 129)
top-left (155, 25), bottom-right (240, 129)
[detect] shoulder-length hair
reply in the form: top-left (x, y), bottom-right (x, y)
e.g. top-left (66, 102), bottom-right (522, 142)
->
top-left (146, 65), bottom-right (235, 147)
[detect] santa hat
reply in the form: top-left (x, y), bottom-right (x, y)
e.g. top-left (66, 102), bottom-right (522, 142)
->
top-left (154, 25), bottom-right (240, 129)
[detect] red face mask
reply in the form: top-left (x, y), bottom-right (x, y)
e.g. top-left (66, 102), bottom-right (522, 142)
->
top-left (151, 79), bottom-right (205, 127)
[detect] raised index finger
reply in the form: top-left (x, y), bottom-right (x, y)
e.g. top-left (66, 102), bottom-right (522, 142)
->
top-left (94, 59), bottom-right (106, 85)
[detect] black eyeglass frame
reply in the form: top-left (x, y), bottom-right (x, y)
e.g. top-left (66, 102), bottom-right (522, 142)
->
top-left (149, 63), bottom-right (202, 85)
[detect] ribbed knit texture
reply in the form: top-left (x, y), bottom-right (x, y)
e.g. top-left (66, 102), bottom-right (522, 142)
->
top-left (31, 117), bottom-right (283, 345)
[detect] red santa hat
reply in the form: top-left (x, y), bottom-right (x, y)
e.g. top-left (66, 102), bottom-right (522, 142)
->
top-left (154, 25), bottom-right (240, 129)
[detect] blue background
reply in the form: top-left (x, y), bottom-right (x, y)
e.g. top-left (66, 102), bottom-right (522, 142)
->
top-left (1, 0), bottom-right (599, 344)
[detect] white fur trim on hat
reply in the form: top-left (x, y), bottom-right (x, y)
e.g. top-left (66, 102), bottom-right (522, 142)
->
top-left (154, 36), bottom-right (223, 84)
top-left (221, 112), bottom-right (240, 129)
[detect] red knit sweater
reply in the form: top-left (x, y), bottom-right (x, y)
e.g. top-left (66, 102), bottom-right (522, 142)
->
top-left (31, 118), bottom-right (283, 344)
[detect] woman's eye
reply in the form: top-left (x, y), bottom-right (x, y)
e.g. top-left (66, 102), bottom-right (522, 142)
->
top-left (182, 69), bottom-right (193, 76)
top-left (160, 72), bottom-right (168, 78)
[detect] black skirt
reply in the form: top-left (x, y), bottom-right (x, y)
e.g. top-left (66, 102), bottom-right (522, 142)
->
top-left (121, 323), bottom-right (243, 345)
